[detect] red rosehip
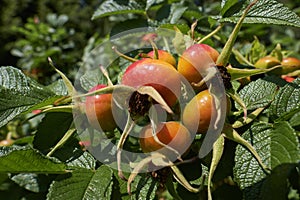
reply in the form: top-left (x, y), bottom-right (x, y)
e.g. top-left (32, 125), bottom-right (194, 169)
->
top-left (254, 56), bottom-right (281, 69)
top-left (182, 90), bottom-right (230, 134)
top-left (121, 58), bottom-right (181, 107)
top-left (139, 121), bottom-right (192, 156)
top-left (177, 44), bottom-right (219, 85)
top-left (147, 50), bottom-right (176, 67)
top-left (85, 84), bottom-right (117, 132)
top-left (281, 57), bottom-right (300, 74)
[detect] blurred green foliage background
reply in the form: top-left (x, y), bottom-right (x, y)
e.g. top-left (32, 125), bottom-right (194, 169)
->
top-left (0, 0), bottom-right (299, 84)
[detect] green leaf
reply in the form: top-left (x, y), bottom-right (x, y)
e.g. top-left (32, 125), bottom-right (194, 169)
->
top-left (269, 122), bottom-right (299, 167)
top-left (10, 173), bottom-right (52, 193)
top-left (112, 170), bottom-right (158, 200)
top-left (0, 66), bottom-right (55, 128)
top-left (127, 154), bottom-right (166, 195)
top-left (79, 38), bottom-right (122, 91)
top-left (168, 3), bottom-right (188, 24)
top-left (269, 78), bottom-right (300, 119)
top-left (289, 111), bottom-right (300, 127)
top-left (165, 177), bottom-right (183, 200)
top-left (0, 146), bottom-right (67, 173)
top-left (110, 18), bottom-right (148, 37)
top-left (79, 68), bottom-right (106, 92)
top-left (221, 0), bottom-right (246, 17)
top-left (220, 0), bottom-right (300, 27)
top-left (269, 43), bottom-right (283, 62)
top-left (0, 173), bottom-right (8, 184)
top-left (46, 79), bottom-right (68, 96)
top-left (33, 112), bottom-right (73, 151)
top-left (159, 23), bottom-right (190, 35)
top-left (145, 0), bottom-right (157, 10)
top-left (259, 163), bottom-right (298, 200)
top-left (65, 151), bottom-right (96, 170)
top-left (248, 36), bottom-right (267, 64)
top-left (54, 147), bottom-right (96, 170)
top-left (131, 174), bottom-right (158, 199)
top-left (177, 158), bottom-right (202, 182)
top-left (92, 0), bottom-right (146, 20)
top-left (234, 121), bottom-right (299, 190)
top-left (47, 166), bottom-right (113, 200)
top-left (235, 78), bottom-right (278, 111)
top-left (182, 10), bottom-right (203, 22)
top-left (171, 27), bottom-right (193, 56)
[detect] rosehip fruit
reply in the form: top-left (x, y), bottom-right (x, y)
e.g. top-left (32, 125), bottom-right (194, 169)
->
top-left (182, 90), bottom-right (230, 134)
top-left (0, 139), bottom-right (13, 146)
top-left (281, 75), bottom-right (295, 83)
top-left (121, 58), bottom-right (181, 107)
top-left (139, 121), bottom-right (192, 155)
top-left (281, 57), bottom-right (300, 74)
top-left (254, 56), bottom-right (280, 69)
top-left (85, 84), bottom-right (117, 132)
top-left (177, 44), bottom-right (219, 84)
top-left (147, 50), bottom-right (176, 67)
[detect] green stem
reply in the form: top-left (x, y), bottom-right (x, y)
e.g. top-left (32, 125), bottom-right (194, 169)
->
top-left (100, 65), bottom-right (113, 86)
top-left (227, 88), bottom-right (247, 119)
top-left (232, 107), bottom-right (265, 129)
top-left (216, 0), bottom-right (259, 66)
top-left (53, 96), bottom-right (72, 106)
top-left (21, 104), bottom-right (74, 125)
top-left (42, 105), bottom-right (74, 113)
top-left (112, 46), bottom-right (138, 63)
top-left (62, 85), bottom-right (135, 104)
top-left (197, 24), bottom-right (223, 44)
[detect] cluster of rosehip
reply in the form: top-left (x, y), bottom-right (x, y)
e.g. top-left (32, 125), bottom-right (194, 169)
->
top-left (84, 43), bottom-right (226, 159)
top-left (255, 56), bottom-right (300, 82)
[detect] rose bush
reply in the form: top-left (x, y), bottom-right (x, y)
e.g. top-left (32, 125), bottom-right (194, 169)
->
top-left (0, 1), bottom-right (300, 199)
